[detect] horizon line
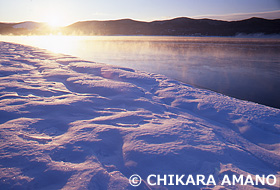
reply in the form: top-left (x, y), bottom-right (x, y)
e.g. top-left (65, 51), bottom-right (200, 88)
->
top-left (1, 15), bottom-right (279, 28)
top-left (1, 9), bottom-right (280, 27)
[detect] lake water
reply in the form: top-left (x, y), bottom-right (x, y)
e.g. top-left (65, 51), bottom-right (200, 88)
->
top-left (1, 36), bottom-right (280, 109)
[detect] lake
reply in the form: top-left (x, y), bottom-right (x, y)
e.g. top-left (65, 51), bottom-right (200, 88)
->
top-left (1, 36), bottom-right (280, 108)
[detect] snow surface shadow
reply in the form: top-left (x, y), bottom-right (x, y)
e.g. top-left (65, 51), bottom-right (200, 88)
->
top-left (0, 156), bottom-right (71, 190)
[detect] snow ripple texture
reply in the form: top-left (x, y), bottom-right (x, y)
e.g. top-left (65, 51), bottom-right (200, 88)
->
top-left (0, 42), bottom-right (279, 189)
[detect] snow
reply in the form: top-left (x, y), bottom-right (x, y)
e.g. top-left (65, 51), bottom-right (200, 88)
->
top-left (0, 41), bottom-right (279, 189)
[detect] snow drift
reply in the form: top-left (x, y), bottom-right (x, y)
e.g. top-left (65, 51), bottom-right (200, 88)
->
top-left (0, 42), bottom-right (279, 189)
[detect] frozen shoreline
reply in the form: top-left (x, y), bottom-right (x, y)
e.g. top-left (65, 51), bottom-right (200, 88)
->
top-left (0, 41), bottom-right (279, 189)
top-left (2, 35), bottom-right (280, 109)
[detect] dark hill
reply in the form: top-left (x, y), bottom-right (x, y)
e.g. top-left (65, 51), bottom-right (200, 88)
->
top-left (1, 17), bottom-right (279, 36)
top-left (63, 17), bottom-right (280, 36)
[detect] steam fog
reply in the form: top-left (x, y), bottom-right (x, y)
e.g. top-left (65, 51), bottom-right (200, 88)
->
top-left (1, 36), bottom-right (279, 108)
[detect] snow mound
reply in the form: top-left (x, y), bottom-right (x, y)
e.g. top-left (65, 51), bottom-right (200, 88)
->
top-left (0, 42), bottom-right (279, 189)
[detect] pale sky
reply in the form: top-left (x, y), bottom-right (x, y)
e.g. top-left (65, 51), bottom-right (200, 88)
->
top-left (0, 0), bottom-right (280, 26)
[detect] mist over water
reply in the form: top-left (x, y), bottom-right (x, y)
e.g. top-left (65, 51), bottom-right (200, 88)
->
top-left (1, 36), bottom-right (280, 108)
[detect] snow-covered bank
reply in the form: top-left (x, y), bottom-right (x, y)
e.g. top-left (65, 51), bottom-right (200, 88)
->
top-left (0, 41), bottom-right (279, 189)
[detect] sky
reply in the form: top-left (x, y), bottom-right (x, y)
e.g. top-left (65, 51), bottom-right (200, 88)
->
top-left (0, 0), bottom-right (280, 26)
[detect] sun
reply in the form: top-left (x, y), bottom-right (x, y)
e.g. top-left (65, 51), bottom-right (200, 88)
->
top-left (48, 19), bottom-right (63, 28)
top-left (45, 14), bottom-right (65, 28)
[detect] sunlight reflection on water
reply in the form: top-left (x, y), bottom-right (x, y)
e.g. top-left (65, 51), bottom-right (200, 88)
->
top-left (1, 35), bottom-right (280, 108)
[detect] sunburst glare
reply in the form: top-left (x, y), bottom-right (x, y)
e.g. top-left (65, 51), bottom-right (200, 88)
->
top-left (45, 13), bottom-right (66, 27)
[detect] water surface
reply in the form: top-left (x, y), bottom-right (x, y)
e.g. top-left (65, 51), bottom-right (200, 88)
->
top-left (1, 36), bottom-right (280, 108)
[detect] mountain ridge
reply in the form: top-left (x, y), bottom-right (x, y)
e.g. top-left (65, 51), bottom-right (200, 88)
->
top-left (0, 17), bottom-right (279, 36)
